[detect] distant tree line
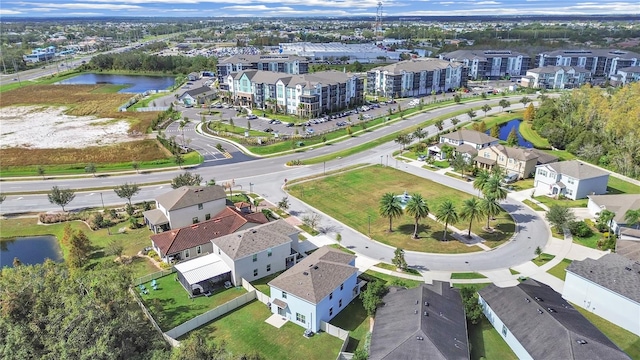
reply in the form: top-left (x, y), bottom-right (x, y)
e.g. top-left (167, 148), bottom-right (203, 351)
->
top-left (81, 52), bottom-right (216, 74)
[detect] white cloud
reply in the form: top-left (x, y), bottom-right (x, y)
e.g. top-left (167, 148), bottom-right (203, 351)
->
top-left (0, 9), bottom-right (22, 14)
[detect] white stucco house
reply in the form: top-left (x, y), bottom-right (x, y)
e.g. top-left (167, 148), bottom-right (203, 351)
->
top-left (563, 254), bottom-right (640, 337)
top-left (534, 160), bottom-right (609, 200)
top-left (267, 246), bottom-right (359, 333)
top-left (479, 279), bottom-right (630, 360)
top-left (428, 129), bottom-right (499, 161)
top-left (143, 186), bottom-right (227, 233)
top-left (587, 194), bottom-right (640, 238)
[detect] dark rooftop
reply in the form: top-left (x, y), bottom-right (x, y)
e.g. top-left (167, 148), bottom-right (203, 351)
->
top-left (566, 253), bottom-right (640, 303)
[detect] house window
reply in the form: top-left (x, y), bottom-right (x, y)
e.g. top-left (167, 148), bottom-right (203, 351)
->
top-left (499, 156), bottom-right (505, 162)
top-left (339, 299), bottom-right (343, 308)
top-left (567, 189), bottom-right (573, 196)
top-left (267, 248), bottom-right (272, 257)
top-left (484, 152), bottom-right (490, 158)
top-left (567, 179), bottom-right (575, 185)
top-left (538, 170), bottom-right (547, 177)
top-left (253, 254), bottom-right (257, 262)
top-left (218, 248), bottom-right (221, 255)
top-left (267, 264), bottom-right (271, 272)
top-left (184, 249), bottom-right (190, 258)
top-left (352, 286), bottom-right (358, 297)
top-left (192, 217), bottom-right (198, 224)
top-left (296, 313), bottom-right (306, 324)
top-left (329, 307), bottom-right (333, 316)
top-left (253, 269), bottom-right (258, 277)
top-left (329, 292), bottom-right (333, 300)
top-left (282, 291), bottom-right (288, 299)
top-left (205, 214), bottom-right (211, 221)
top-left (502, 324), bottom-right (508, 337)
top-left (198, 203), bottom-right (203, 210)
top-left (508, 158), bottom-right (513, 163)
top-left (196, 246), bottom-right (202, 254)
top-left (340, 284), bottom-right (344, 291)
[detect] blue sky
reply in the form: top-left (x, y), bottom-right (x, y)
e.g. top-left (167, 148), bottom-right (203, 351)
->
top-left (1, 0), bottom-right (639, 18)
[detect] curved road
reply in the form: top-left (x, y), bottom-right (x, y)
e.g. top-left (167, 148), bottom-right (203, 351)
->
top-left (0, 96), bottom-right (549, 271)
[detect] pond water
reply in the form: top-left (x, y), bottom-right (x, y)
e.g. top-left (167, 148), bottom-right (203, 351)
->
top-left (486, 119), bottom-right (533, 148)
top-left (56, 73), bottom-right (175, 93)
top-left (1, 235), bottom-right (63, 268)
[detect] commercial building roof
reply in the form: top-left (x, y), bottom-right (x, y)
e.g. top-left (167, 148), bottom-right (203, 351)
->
top-left (587, 194), bottom-right (640, 224)
top-left (618, 66), bottom-right (640, 73)
top-left (566, 253), bottom-right (640, 303)
top-left (219, 54), bottom-right (306, 64)
top-left (370, 58), bottom-right (462, 75)
top-left (212, 219), bottom-right (298, 260)
top-left (538, 49), bottom-right (640, 60)
top-left (370, 282), bottom-right (469, 360)
top-left (174, 253), bottom-right (231, 285)
top-left (155, 186), bottom-right (226, 211)
top-left (478, 279), bottom-right (630, 360)
top-left (235, 69), bottom-right (357, 89)
top-left (540, 160), bottom-right (609, 180)
top-left (441, 49), bottom-right (529, 61)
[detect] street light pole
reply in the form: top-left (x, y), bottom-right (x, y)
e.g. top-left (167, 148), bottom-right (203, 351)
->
top-left (386, 155), bottom-right (389, 167)
top-left (249, 182), bottom-right (254, 194)
top-left (99, 192), bottom-right (105, 209)
top-left (380, 155), bottom-right (383, 166)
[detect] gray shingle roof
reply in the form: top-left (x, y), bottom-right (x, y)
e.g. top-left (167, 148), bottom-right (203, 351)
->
top-left (489, 144), bottom-right (539, 161)
top-left (180, 86), bottom-right (215, 98)
top-left (539, 49), bottom-right (640, 60)
top-left (587, 194), bottom-right (640, 224)
top-left (566, 253), bottom-right (640, 303)
top-left (369, 58), bottom-right (462, 75)
top-left (234, 70), bottom-right (355, 88)
top-left (618, 66), bottom-right (640, 73)
top-left (268, 246), bottom-right (356, 304)
top-left (156, 186), bottom-right (226, 211)
top-left (211, 219), bottom-right (298, 260)
top-left (370, 282), bottom-right (469, 360)
top-left (544, 160), bottom-right (609, 180)
top-left (442, 129), bottom-right (498, 146)
top-left (478, 279), bottom-right (630, 360)
top-left (441, 49), bottom-right (528, 61)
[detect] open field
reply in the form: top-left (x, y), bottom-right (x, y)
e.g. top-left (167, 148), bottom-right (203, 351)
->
top-left (532, 253), bottom-right (555, 266)
top-left (287, 166), bottom-right (514, 253)
top-left (185, 300), bottom-right (343, 360)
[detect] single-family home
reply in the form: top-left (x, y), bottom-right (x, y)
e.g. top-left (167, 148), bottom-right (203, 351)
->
top-left (268, 246), bottom-right (359, 332)
top-left (479, 279), bottom-right (630, 360)
top-left (563, 254), bottom-right (640, 337)
top-left (429, 129), bottom-right (499, 161)
top-left (369, 281), bottom-right (470, 360)
top-left (533, 160), bottom-right (609, 200)
top-left (187, 72), bottom-right (200, 81)
top-left (149, 206), bottom-right (268, 263)
top-left (179, 86), bottom-right (216, 106)
top-left (587, 194), bottom-right (640, 238)
top-left (475, 144), bottom-right (558, 179)
top-left (143, 186), bottom-right (227, 233)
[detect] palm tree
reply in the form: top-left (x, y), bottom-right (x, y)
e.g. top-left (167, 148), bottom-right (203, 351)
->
top-left (252, 198), bottom-right (262, 212)
top-left (473, 169), bottom-right (491, 196)
top-left (436, 200), bottom-right (459, 241)
top-left (624, 208), bottom-right (640, 229)
top-left (405, 194), bottom-right (429, 239)
top-left (482, 176), bottom-right (507, 202)
top-left (413, 127), bottom-right (427, 143)
top-left (481, 195), bottom-right (502, 230)
top-left (434, 119), bottom-right (444, 131)
top-left (395, 133), bottom-right (412, 152)
top-left (460, 197), bottom-right (485, 238)
top-left (481, 104), bottom-right (492, 117)
top-left (379, 193), bottom-right (403, 232)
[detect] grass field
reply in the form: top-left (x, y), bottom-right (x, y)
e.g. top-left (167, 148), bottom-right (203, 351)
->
top-left (535, 195), bottom-right (589, 208)
top-left (574, 306), bottom-right (640, 359)
top-left (450, 272), bottom-right (488, 279)
top-left (374, 262), bottom-right (421, 276)
top-left (573, 230), bottom-right (602, 248)
top-left (532, 253), bottom-right (556, 267)
top-left (329, 298), bottom-right (370, 352)
top-left (518, 121), bottom-right (551, 149)
top-left (186, 300), bottom-right (343, 360)
top-left (509, 178), bottom-right (535, 191)
top-left (548, 259), bottom-right (572, 280)
top-left (287, 166), bottom-right (515, 253)
top-left (522, 199), bottom-right (546, 211)
top-left (468, 317), bottom-right (518, 360)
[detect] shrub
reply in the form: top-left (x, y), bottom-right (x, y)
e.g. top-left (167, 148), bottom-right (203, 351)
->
top-left (568, 221), bottom-right (593, 238)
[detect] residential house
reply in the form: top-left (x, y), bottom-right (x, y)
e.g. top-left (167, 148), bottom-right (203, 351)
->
top-left (187, 72), bottom-right (200, 81)
top-left (475, 144), bottom-right (558, 179)
top-left (226, 70), bottom-right (364, 118)
top-left (143, 186), bottom-right (227, 233)
top-left (610, 66), bottom-right (640, 86)
top-left (429, 129), bottom-right (499, 161)
top-left (149, 206), bottom-right (268, 263)
top-left (533, 160), bottom-right (609, 200)
top-left (439, 49), bottom-right (532, 80)
top-left (366, 59), bottom-right (467, 99)
top-left (217, 54), bottom-right (309, 86)
top-left (479, 279), bottom-right (630, 360)
top-left (178, 86), bottom-right (216, 106)
top-left (587, 194), bottom-right (640, 237)
top-left (535, 49), bottom-right (640, 78)
top-left (211, 219), bottom-right (300, 286)
top-left (369, 282), bottom-right (470, 360)
top-left (521, 66), bottom-right (592, 89)
top-left (563, 254), bottom-right (640, 337)
top-left (268, 246), bottom-right (359, 332)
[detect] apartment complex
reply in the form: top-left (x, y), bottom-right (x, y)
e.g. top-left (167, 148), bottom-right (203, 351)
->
top-left (610, 66), bottom-right (640, 86)
top-left (439, 49), bottom-right (532, 80)
top-left (226, 70), bottom-right (364, 117)
top-left (521, 65), bottom-right (592, 89)
top-left (366, 58), bottom-right (466, 99)
top-left (217, 54), bottom-right (309, 85)
top-left (535, 49), bottom-right (640, 78)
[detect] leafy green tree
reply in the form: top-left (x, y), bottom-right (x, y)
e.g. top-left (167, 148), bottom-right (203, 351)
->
top-left (360, 280), bottom-right (388, 316)
top-left (481, 195), bottom-right (502, 230)
top-left (131, 161), bottom-right (140, 174)
top-left (379, 193), bottom-right (403, 232)
top-left (482, 176), bottom-right (507, 201)
top-left (434, 119), bottom-right (444, 131)
top-left (353, 348), bottom-right (369, 360)
top-left (499, 99), bottom-right (511, 112)
top-left (451, 117), bottom-right (460, 126)
top-left (598, 209), bottom-right (616, 238)
top-left (172, 332), bottom-right (225, 360)
top-left (535, 246), bottom-right (542, 259)
top-left (481, 104), bottom-right (492, 117)
top-left (467, 110), bottom-right (476, 121)
top-left (520, 96), bottom-right (531, 107)
top-left (37, 165), bottom-right (46, 180)
top-left (392, 248), bottom-right (408, 271)
top-left (85, 163), bottom-right (97, 177)
top-left (473, 169), bottom-right (491, 195)
top-left (545, 205), bottom-right (576, 231)
top-left (174, 153), bottom-right (185, 169)
top-left (405, 193), bottom-right (429, 239)
top-left (171, 172), bottom-right (203, 188)
top-left (277, 196), bottom-right (290, 211)
top-left (625, 208), bottom-right (640, 229)
top-left (413, 127), bottom-right (427, 143)
top-left (105, 240), bottom-right (124, 258)
top-left (252, 198), bottom-right (262, 212)
top-left (453, 94), bottom-right (461, 104)
top-left (48, 186), bottom-right (75, 212)
top-left (460, 197), bottom-right (485, 238)
top-left (523, 103), bottom-right (535, 122)
top-left (436, 200), bottom-right (459, 241)
top-left (506, 127), bottom-right (519, 146)
top-left (394, 133), bottom-right (412, 152)
top-left (460, 286), bottom-right (483, 324)
top-left (114, 182), bottom-right (140, 206)
top-left (451, 153), bottom-right (471, 178)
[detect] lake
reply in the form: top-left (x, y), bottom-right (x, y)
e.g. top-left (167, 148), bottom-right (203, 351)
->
top-left (1, 235), bottom-right (63, 268)
top-left (56, 73), bottom-right (175, 93)
top-left (487, 119), bottom-right (533, 148)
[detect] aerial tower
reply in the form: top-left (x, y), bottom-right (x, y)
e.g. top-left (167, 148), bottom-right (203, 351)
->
top-left (375, 2), bottom-right (384, 42)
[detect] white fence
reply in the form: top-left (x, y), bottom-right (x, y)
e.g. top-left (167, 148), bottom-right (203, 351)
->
top-left (165, 291), bottom-right (256, 339)
top-left (320, 320), bottom-right (351, 359)
top-left (242, 278), bottom-right (270, 305)
top-left (129, 288), bottom-right (180, 347)
top-left (133, 268), bottom-right (175, 286)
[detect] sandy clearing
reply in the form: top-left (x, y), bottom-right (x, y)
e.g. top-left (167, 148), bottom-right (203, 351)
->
top-left (0, 106), bottom-right (136, 149)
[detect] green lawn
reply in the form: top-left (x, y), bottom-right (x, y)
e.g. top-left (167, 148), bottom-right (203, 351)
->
top-left (433, 160), bottom-right (450, 168)
top-left (548, 259), bottom-right (572, 280)
top-left (298, 223), bottom-right (320, 236)
top-left (522, 199), bottom-right (545, 211)
top-left (329, 298), bottom-right (370, 352)
top-left (452, 283), bottom-right (491, 290)
top-left (574, 306), bottom-right (640, 359)
top-left (518, 121), bottom-right (550, 149)
top-left (607, 176), bottom-right (640, 194)
top-left (361, 270), bottom-right (423, 289)
top-left (532, 253), bottom-right (556, 267)
top-left (250, 271), bottom-right (284, 297)
top-left (534, 195), bottom-right (589, 208)
top-left (186, 300), bottom-right (344, 360)
top-left (329, 243), bottom-right (356, 254)
top-left (542, 148), bottom-right (576, 161)
top-left (509, 268), bottom-right (520, 275)
top-left (573, 231), bottom-right (602, 249)
top-left (374, 262), bottom-right (421, 276)
top-left (510, 178), bottom-right (535, 191)
top-left (139, 274), bottom-right (247, 331)
top-left (451, 272), bottom-right (488, 280)
top-left (468, 317), bottom-right (518, 360)
top-left (287, 166), bottom-right (515, 254)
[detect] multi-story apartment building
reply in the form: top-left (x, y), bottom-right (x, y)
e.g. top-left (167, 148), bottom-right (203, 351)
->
top-left (366, 59), bottom-right (466, 99)
top-left (521, 65), bottom-right (592, 89)
top-left (439, 49), bottom-right (532, 80)
top-left (535, 49), bottom-right (640, 78)
top-left (226, 70), bottom-right (364, 117)
top-left (217, 54), bottom-right (309, 86)
top-left (610, 66), bottom-right (640, 86)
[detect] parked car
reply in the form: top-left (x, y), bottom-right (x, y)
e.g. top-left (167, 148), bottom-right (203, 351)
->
top-left (247, 114), bottom-right (258, 120)
top-left (417, 155), bottom-right (427, 161)
top-left (306, 128), bottom-right (315, 134)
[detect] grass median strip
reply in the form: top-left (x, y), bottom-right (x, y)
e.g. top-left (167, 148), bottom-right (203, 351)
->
top-left (450, 272), bottom-right (488, 280)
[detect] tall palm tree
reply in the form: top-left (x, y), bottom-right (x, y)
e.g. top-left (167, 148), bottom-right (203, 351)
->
top-left (482, 176), bottom-right (507, 202)
top-left (480, 195), bottom-right (502, 230)
top-left (473, 169), bottom-right (491, 196)
top-left (405, 194), bottom-right (429, 239)
top-left (599, 210), bottom-right (616, 239)
top-left (436, 200), bottom-right (459, 241)
top-left (625, 208), bottom-right (640, 229)
top-left (379, 193), bottom-right (403, 232)
top-left (460, 197), bottom-right (485, 238)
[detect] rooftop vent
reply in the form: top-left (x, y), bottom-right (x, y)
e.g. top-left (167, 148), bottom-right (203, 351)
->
top-left (425, 302), bottom-right (429, 306)
top-left (416, 300), bottom-right (419, 305)
top-left (303, 271), bottom-right (309, 276)
top-left (534, 297), bottom-right (543, 302)
top-left (625, 267), bottom-right (632, 271)
top-left (537, 309), bottom-right (543, 314)
top-left (577, 339), bottom-right (588, 345)
top-left (424, 311), bottom-right (428, 316)
top-left (313, 265), bottom-right (319, 270)
top-left (525, 298), bottom-right (531, 303)
top-left (547, 308), bottom-right (556, 313)
top-left (252, 230), bottom-right (257, 234)
top-left (416, 336), bottom-right (424, 341)
top-left (415, 310), bottom-right (418, 314)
